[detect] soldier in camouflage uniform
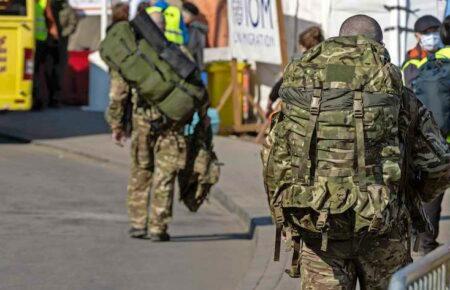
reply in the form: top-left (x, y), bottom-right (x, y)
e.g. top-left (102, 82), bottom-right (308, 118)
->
top-left (262, 15), bottom-right (450, 289)
top-left (106, 69), bottom-right (186, 241)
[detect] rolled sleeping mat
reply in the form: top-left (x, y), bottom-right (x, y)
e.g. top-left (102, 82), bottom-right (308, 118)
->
top-left (131, 10), bottom-right (198, 79)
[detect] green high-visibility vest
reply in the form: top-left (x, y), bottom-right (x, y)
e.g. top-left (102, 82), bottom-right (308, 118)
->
top-left (35, 0), bottom-right (48, 41)
top-left (401, 58), bottom-right (423, 70)
top-left (435, 47), bottom-right (450, 60)
top-left (404, 47), bottom-right (450, 69)
top-left (146, 5), bottom-right (184, 45)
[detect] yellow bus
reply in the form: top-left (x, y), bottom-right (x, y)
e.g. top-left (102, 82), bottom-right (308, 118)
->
top-left (0, 0), bottom-right (34, 110)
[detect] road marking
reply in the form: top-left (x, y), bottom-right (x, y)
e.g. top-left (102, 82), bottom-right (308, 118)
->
top-left (1, 210), bottom-right (128, 222)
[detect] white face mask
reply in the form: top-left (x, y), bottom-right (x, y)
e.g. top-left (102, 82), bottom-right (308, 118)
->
top-left (420, 32), bottom-right (443, 52)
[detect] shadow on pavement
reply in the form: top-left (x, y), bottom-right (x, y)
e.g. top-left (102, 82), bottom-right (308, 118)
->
top-left (169, 216), bottom-right (273, 243)
top-left (0, 108), bottom-right (110, 140)
top-left (171, 232), bottom-right (252, 242)
top-left (0, 135), bottom-right (31, 144)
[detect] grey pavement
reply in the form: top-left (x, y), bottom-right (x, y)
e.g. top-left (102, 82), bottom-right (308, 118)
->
top-left (0, 108), bottom-right (448, 290)
top-left (0, 136), bottom-right (252, 290)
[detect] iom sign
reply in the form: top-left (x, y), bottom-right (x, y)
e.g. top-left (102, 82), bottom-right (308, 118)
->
top-left (228, 0), bottom-right (282, 65)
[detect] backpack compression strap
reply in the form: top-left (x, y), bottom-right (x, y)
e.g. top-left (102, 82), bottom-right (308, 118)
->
top-left (285, 237), bottom-right (302, 278)
top-left (295, 86), bottom-right (322, 185)
top-left (353, 90), bottom-right (367, 193)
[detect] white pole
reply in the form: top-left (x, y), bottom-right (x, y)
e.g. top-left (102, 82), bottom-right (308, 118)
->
top-left (321, 0), bottom-right (331, 38)
top-left (100, 0), bottom-right (108, 40)
top-left (389, 0), bottom-right (401, 66)
top-left (398, 0), bottom-right (407, 65)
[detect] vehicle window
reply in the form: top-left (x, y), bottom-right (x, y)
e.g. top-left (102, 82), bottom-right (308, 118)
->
top-left (0, 0), bottom-right (27, 16)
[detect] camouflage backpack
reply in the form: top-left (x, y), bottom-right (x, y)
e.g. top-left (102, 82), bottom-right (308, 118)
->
top-left (262, 36), bottom-right (407, 276)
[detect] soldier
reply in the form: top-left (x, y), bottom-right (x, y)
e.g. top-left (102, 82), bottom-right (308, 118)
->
top-left (106, 7), bottom-right (186, 242)
top-left (261, 15), bottom-right (450, 289)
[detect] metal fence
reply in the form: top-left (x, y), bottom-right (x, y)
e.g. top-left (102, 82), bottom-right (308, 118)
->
top-left (389, 243), bottom-right (450, 290)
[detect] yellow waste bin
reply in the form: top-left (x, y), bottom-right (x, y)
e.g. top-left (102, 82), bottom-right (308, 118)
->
top-left (206, 61), bottom-right (246, 134)
top-left (0, 0), bottom-right (34, 110)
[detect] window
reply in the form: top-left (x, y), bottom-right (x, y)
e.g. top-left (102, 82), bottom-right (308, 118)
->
top-left (0, 0), bottom-right (27, 16)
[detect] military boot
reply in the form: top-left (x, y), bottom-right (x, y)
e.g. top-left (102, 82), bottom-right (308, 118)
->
top-left (150, 232), bottom-right (170, 242)
top-left (129, 228), bottom-right (148, 239)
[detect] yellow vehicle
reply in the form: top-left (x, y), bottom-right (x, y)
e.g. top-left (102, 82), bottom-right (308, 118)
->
top-left (0, 0), bottom-right (34, 110)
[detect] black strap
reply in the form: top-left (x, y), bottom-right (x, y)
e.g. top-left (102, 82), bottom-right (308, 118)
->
top-left (285, 239), bottom-right (301, 278)
top-left (274, 225), bottom-right (282, 261)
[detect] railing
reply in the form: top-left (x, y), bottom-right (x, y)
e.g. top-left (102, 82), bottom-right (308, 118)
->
top-left (389, 243), bottom-right (450, 290)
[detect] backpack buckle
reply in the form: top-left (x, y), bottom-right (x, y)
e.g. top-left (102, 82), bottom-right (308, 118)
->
top-left (316, 209), bottom-right (329, 230)
top-left (353, 91), bottom-right (364, 118)
top-left (310, 95), bottom-right (321, 115)
top-left (368, 213), bottom-right (383, 232)
top-left (273, 205), bottom-right (285, 226)
top-left (353, 99), bottom-right (363, 118)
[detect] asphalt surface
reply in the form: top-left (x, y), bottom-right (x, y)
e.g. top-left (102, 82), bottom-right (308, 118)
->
top-left (0, 137), bottom-right (252, 290)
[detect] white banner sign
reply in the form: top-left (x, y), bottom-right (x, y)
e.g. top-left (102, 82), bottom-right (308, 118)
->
top-left (228, 0), bottom-right (282, 65)
top-left (69, 0), bottom-right (103, 15)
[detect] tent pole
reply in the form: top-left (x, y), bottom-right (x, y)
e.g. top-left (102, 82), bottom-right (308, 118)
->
top-left (100, 0), bottom-right (108, 40)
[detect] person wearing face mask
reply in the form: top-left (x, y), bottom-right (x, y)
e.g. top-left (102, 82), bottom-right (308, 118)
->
top-left (402, 15), bottom-right (442, 88)
top-left (412, 15), bottom-right (450, 256)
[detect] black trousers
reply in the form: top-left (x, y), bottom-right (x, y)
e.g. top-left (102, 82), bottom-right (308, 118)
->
top-left (33, 40), bottom-right (47, 108)
top-left (45, 37), bottom-right (68, 104)
top-left (419, 193), bottom-right (445, 254)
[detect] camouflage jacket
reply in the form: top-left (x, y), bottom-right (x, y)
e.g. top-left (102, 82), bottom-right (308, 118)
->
top-left (105, 70), bottom-right (161, 131)
top-left (400, 89), bottom-right (450, 201)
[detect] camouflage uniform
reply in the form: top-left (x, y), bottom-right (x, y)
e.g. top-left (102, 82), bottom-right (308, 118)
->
top-left (262, 36), bottom-right (450, 289)
top-left (106, 70), bottom-right (186, 234)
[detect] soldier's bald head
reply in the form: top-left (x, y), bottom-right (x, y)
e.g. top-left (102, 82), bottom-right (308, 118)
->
top-left (339, 15), bottom-right (383, 42)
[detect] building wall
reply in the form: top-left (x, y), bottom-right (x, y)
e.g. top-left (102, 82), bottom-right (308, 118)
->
top-left (186, 0), bottom-right (228, 47)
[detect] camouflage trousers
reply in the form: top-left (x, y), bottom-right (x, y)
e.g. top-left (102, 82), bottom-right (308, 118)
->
top-left (299, 229), bottom-right (412, 290)
top-left (127, 116), bottom-right (186, 234)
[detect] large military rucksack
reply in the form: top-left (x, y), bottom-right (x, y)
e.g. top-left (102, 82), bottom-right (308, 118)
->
top-left (99, 11), bottom-right (207, 124)
top-left (413, 51), bottom-right (450, 136)
top-left (263, 36), bottom-right (412, 276)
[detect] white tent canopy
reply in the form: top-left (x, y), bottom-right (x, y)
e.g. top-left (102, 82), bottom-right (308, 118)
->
top-left (284, 0), bottom-right (448, 65)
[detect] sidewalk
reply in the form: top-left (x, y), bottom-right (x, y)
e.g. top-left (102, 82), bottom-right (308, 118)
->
top-left (0, 107), bottom-right (296, 290)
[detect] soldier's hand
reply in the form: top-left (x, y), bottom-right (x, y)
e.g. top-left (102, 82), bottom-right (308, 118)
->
top-left (112, 130), bottom-right (126, 147)
top-left (49, 25), bottom-right (59, 40)
top-left (202, 115), bottom-right (211, 128)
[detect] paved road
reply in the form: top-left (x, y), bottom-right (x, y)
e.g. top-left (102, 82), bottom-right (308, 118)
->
top-left (0, 137), bottom-right (252, 290)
